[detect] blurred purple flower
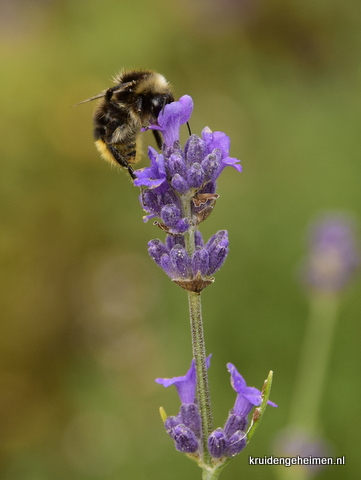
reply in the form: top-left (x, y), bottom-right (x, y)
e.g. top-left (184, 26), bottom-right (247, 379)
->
top-left (302, 214), bottom-right (360, 292)
top-left (275, 428), bottom-right (332, 475)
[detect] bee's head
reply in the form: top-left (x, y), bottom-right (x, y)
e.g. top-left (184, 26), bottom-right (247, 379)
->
top-left (149, 92), bottom-right (174, 120)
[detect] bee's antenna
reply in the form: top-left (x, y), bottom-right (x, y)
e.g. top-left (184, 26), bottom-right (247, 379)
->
top-left (186, 122), bottom-right (192, 136)
top-left (72, 82), bottom-right (135, 107)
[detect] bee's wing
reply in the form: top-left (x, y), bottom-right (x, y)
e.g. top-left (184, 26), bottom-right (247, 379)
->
top-left (73, 81), bottom-right (135, 106)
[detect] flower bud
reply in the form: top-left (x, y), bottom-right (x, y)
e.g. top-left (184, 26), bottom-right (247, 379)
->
top-left (170, 245), bottom-right (192, 279)
top-left (184, 134), bottom-right (207, 166)
top-left (167, 152), bottom-right (187, 178)
top-left (148, 239), bottom-right (168, 267)
top-left (178, 403), bottom-right (201, 439)
top-left (208, 428), bottom-right (227, 458)
top-left (187, 163), bottom-right (205, 189)
top-left (225, 430), bottom-right (247, 457)
top-left (161, 204), bottom-right (182, 228)
top-left (171, 173), bottom-right (189, 194)
top-left (192, 247), bottom-right (209, 277)
top-left (202, 151), bottom-right (221, 182)
top-left (173, 425), bottom-right (199, 453)
top-left (224, 412), bottom-right (248, 437)
top-left (206, 230), bottom-right (229, 275)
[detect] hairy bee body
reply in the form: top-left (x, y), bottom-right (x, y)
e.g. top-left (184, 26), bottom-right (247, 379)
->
top-left (77, 69), bottom-right (174, 179)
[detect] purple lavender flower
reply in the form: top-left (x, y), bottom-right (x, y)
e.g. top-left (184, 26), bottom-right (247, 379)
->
top-left (219, 364), bottom-right (277, 456)
top-left (134, 95), bottom-right (241, 292)
top-left (156, 356), bottom-right (212, 404)
top-left (156, 356), bottom-right (212, 456)
top-left (134, 96), bottom-right (240, 236)
top-left (148, 230), bottom-right (229, 292)
top-left (302, 214), bottom-right (360, 293)
top-left (206, 365), bottom-right (276, 459)
top-left (227, 363), bottom-right (277, 418)
top-left (134, 146), bottom-right (167, 189)
top-left (202, 127), bottom-right (242, 175)
top-left (146, 95), bottom-right (194, 147)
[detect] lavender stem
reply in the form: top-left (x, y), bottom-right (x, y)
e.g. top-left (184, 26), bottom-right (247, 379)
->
top-left (188, 290), bottom-right (213, 465)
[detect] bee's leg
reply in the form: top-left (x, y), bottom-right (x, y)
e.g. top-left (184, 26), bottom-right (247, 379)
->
top-left (107, 144), bottom-right (136, 180)
top-left (104, 88), bottom-right (114, 102)
top-left (104, 87), bottom-right (127, 109)
top-left (152, 129), bottom-right (163, 150)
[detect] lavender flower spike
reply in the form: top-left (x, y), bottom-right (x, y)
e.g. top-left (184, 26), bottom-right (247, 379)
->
top-left (302, 213), bottom-right (360, 293)
top-left (135, 95), bottom-right (241, 254)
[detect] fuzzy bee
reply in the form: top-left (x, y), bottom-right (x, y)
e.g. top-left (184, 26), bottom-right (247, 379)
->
top-left (76, 69), bottom-right (174, 179)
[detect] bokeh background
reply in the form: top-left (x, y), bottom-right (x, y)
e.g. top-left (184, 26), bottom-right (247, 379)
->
top-left (1, 0), bottom-right (360, 479)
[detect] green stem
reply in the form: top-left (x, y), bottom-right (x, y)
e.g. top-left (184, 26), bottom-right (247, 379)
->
top-left (180, 191), bottom-right (213, 465)
top-left (188, 290), bottom-right (213, 465)
top-left (289, 292), bottom-right (339, 433)
top-left (201, 465), bottom-right (225, 480)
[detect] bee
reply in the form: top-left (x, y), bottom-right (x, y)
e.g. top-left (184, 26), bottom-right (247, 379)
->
top-left (76, 69), bottom-right (174, 179)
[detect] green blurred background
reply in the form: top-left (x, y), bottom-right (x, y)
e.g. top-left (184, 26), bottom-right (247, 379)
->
top-left (1, 0), bottom-right (360, 478)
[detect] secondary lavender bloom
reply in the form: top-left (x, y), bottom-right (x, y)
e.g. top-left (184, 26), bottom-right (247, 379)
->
top-left (302, 214), bottom-right (360, 293)
top-left (156, 356), bottom-right (212, 456)
top-left (207, 364), bottom-right (273, 460)
top-left (206, 365), bottom-right (276, 460)
top-left (227, 363), bottom-right (277, 418)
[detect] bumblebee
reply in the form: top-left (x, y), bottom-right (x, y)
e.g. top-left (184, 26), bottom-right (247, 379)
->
top-left (76, 69), bottom-right (174, 179)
